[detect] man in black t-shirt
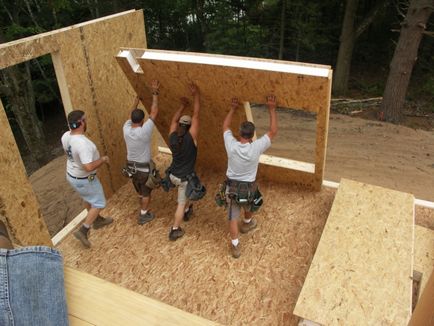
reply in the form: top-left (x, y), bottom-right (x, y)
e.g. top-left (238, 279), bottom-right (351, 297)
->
top-left (167, 83), bottom-right (201, 241)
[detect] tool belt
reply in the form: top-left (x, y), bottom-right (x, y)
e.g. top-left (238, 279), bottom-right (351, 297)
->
top-left (215, 178), bottom-right (263, 212)
top-left (185, 172), bottom-right (206, 201)
top-left (122, 160), bottom-right (161, 189)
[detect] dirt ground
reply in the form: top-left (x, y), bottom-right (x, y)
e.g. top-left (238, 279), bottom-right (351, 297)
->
top-left (30, 111), bottom-right (434, 236)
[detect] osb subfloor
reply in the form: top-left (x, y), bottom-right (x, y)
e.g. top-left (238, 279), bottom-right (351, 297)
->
top-left (56, 155), bottom-right (434, 326)
top-left (57, 155), bottom-right (335, 325)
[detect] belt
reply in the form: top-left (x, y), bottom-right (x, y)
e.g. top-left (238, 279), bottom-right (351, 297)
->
top-left (68, 173), bottom-right (96, 180)
top-left (127, 161), bottom-right (149, 168)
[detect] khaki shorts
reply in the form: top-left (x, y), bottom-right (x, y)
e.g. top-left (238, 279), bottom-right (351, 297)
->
top-left (169, 174), bottom-right (188, 204)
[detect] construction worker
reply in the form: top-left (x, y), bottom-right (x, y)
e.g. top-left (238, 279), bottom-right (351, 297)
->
top-left (61, 110), bottom-right (113, 248)
top-left (167, 83), bottom-right (201, 241)
top-left (222, 95), bottom-right (277, 258)
top-left (123, 80), bottom-right (160, 224)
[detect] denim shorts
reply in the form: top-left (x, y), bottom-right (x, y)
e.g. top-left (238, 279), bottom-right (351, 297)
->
top-left (169, 174), bottom-right (188, 204)
top-left (67, 174), bottom-right (106, 209)
top-left (0, 246), bottom-right (68, 326)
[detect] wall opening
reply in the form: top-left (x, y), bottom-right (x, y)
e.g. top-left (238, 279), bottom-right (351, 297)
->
top-left (248, 102), bottom-right (317, 172)
top-left (0, 54), bottom-right (82, 237)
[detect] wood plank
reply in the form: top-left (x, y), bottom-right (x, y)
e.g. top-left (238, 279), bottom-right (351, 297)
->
top-left (116, 49), bottom-right (331, 190)
top-left (293, 178), bottom-right (414, 325)
top-left (64, 267), bottom-right (219, 326)
top-left (414, 225), bottom-right (434, 299)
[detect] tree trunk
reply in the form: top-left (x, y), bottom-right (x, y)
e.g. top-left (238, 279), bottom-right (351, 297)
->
top-left (333, 0), bottom-right (359, 96)
top-left (278, 0), bottom-right (286, 60)
top-left (1, 64), bottom-right (47, 166)
top-left (381, 0), bottom-right (434, 123)
top-left (333, 0), bottom-right (390, 96)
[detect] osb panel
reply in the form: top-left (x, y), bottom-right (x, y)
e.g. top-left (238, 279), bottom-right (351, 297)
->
top-left (57, 153), bottom-right (336, 326)
top-left (414, 225), bottom-right (434, 298)
top-left (117, 50), bottom-right (331, 189)
top-left (0, 100), bottom-right (51, 246)
top-left (294, 178), bottom-right (414, 325)
top-left (79, 12), bottom-right (147, 191)
top-left (0, 11), bottom-right (146, 243)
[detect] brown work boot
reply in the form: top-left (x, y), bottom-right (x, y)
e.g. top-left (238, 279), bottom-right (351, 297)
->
top-left (74, 226), bottom-right (91, 248)
top-left (93, 215), bottom-right (113, 229)
top-left (240, 218), bottom-right (257, 234)
top-left (231, 243), bottom-right (241, 258)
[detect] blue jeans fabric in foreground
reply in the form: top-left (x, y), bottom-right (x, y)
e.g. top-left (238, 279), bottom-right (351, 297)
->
top-left (0, 246), bottom-right (68, 326)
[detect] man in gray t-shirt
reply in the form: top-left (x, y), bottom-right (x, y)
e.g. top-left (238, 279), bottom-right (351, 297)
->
top-left (123, 80), bottom-right (160, 225)
top-left (222, 96), bottom-right (278, 258)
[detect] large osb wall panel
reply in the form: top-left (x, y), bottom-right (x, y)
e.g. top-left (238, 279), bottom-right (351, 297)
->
top-left (117, 50), bottom-right (331, 189)
top-left (0, 10), bottom-right (146, 244)
top-left (0, 101), bottom-right (51, 246)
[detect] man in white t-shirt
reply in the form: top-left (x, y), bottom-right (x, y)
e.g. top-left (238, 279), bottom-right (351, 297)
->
top-left (123, 80), bottom-right (160, 224)
top-left (61, 110), bottom-right (112, 248)
top-left (222, 96), bottom-right (277, 258)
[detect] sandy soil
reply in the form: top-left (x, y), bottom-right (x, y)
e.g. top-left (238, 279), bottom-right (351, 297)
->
top-left (29, 112), bottom-right (434, 236)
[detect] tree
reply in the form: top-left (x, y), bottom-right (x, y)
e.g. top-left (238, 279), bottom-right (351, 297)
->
top-left (333, 0), bottom-right (390, 96)
top-left (380, 0), bottom-right (434, 122)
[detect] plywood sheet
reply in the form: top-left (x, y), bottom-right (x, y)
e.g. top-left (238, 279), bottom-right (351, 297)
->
top-left (414, 225), bottom-right (434, 298)
top-left (294, 178), bottom-right (414, 325)
top-left (0, 100), bottom-right (51, 246)
top-left (57, 153), bottom-right (336, 325)
top-left (65, 267), bottom-right (218, 326)
top-left (116, 49), bottom-right (331, 190)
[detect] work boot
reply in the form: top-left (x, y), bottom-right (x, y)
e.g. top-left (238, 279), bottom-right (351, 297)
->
top-left (138, 211), bottom-right (155, 225)
top-left (183, 204), bottom-right (193, 221)
top-left (231, 243), bottom-right (241, 259)
top-left (169, 227), bottom-right (185, 241)
top-left (240, 218), bottom-right (257, 234)
top-left (93, 215), bottom-right (113, 229)
top-left (74, 226), bottom-right (91, 248)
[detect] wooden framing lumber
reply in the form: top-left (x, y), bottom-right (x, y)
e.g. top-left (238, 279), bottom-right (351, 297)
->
top-left (116, 49), bottom-right (332, 190)
top-left (0, 10), bottom-right (146, 245)
top-left (294, 178), bottom-right (414, 325)
top-left (65, 267), bottom-right (219, 326)
top-left (409, 269), bottom-right (434, 325)
top-left (414, 225), bottom-right (434, 299)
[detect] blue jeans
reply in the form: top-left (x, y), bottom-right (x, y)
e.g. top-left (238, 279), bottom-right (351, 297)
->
top-left (0, 246), bottom-right (68, 326)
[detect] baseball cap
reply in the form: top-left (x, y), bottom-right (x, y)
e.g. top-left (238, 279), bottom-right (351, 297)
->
top-left (179, 115), bottom-right (192, 126)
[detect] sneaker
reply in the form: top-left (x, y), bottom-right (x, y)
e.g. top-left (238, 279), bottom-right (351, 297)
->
top-left (169, 227), bottom-right (185, 241)
top-left (93, 216), bottom-right (113, 229)
top-left (138, 211), bottom-right (155, 225)
top-left (240, 218), bottom-right (257, 234)
top-left (231, 244), bottom-right (241, 258)
top-left (183, 204), bottom-right (193, 221)
top-left (74, 226), bottom-right (91, 248)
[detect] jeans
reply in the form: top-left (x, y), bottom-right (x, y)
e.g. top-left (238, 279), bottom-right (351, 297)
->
top-left (0, 246), bottom-right (68, 326)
